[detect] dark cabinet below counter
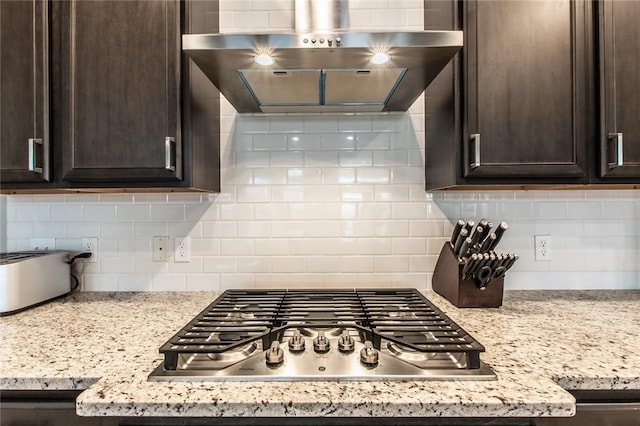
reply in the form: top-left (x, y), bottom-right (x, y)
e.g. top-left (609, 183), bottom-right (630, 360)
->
top-left (0, 0), bottom-right (220, 194)
top-left (424, 0), bottom-right (640, 190)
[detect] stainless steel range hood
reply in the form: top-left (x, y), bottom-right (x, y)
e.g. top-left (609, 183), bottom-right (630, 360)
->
top-left (183, 1), bottom-right (462, 114)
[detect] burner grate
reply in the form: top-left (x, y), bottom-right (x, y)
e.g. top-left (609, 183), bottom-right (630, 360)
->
top-left (159, 288), bottom-right (485, 371)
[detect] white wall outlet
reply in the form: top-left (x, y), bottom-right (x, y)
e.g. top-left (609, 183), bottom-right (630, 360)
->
top-left (30, 238), bottom-right (56, 251)
top-left (153, 236), bottom-right (169, 262)
top-left (82, 237), bottom-right (98, 263)
top-left (534, 235), bottom-right (551, 261)
top-left (174, 236), bottom-right (191, 263)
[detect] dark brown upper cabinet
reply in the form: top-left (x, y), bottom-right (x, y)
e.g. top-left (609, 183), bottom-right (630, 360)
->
top-left (597, 0), bottom-right (640, 180)
top-left (0, 1), bottom-right (51, 185)
top-left (425, 0), bottom-right (592, 190)
top-left (1, 0), bottom-right (220, 193)
top-left (56, 0), bottom-right (183, 186)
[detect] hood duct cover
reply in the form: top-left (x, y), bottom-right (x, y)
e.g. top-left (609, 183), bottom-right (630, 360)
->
top-left (183, 1), bottom-right (462, 114)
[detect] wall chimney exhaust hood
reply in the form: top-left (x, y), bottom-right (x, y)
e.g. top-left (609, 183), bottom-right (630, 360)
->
top-left (182, 0), bottom-right (462, 114)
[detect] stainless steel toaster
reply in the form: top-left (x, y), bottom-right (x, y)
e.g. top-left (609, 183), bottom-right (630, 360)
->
top-left (0, 251), bottom-right (72, 316)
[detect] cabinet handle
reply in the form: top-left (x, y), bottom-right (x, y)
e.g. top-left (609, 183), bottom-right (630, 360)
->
top-left (165, 137), bottom-right (176, 172)
top-left (28, 138), bottom-right (44, 174)
top-left (608, 133), bottom-right (623, 169)
top-left (470, 133), bottom-right (481, 169)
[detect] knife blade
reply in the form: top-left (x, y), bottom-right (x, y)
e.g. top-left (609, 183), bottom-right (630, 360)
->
top-left (450, 219), bottom-right (466, 245)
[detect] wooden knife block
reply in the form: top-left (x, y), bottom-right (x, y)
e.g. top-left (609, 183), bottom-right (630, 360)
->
top-left (432, 243), bottom-right (503, 308)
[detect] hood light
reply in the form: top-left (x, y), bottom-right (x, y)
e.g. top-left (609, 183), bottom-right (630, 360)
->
top-left (254, 54), bottom-right (275, 66)
top-left (370, 52), bottom-right (391, 65)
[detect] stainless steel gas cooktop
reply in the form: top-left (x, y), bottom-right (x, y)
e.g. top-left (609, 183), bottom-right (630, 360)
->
top-left (149, 288), bottom-right (495, 381)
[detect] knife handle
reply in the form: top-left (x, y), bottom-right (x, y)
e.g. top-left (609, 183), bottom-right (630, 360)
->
top-left (453, 228), bottom-right (469, 256)
top-left (457, 237), bottom-right (473, 259)
top-left (481, 232), bottom-right (497, 253)
top-left (464, 220), bottom-right (475, 235)
top-left (491, 222), bottom-right (509, 250)
top-left (461, 253), bottom-right (478, 279)
top-left (450, 219), bottom-right (466, 245)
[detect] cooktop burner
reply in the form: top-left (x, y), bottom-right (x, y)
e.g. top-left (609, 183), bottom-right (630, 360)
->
top-left (149, 288), bottom-right (495, 381)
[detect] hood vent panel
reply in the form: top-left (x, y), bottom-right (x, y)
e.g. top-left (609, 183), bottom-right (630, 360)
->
top-left (238, 68), bottom-right (406, 111)
top-left (239, 70), bottom-right (322, 106)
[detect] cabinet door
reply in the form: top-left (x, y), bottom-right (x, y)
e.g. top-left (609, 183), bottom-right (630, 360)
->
top-left (599, 0), bottom-right (640, 179)
top-left (463, 0), bottom-right (588, 180)
top-left (0, 0), bottom-right (50, 183)
top-left (58, 0), bottom-right (182, 184)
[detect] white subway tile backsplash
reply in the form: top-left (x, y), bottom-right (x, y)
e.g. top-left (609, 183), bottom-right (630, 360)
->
top-left (322, 168), bottom-right (356, 184)
top-left (374, 220), bottom-right (409, 237)
top-left (270, 151), bottom-right (304, 167)
top-left (83, 205), bottom-right (117, 222)
top-left (169, 258), bottom-right (205, 273)
top-left (338, 150), bottom-right (373, 167)
top-left (33, 222), bottom-right (66, 238)
top-left (150, 205), bottom-right (185, 222)
top-left (102, 256), bottom-right (135, 274)
top-left (117, 205), bottom-right (150, 221)
top-left (66, 223), bottom-right (100, 239)
top-left (15, 205), bottom-right (48, 222)
top-left (602, 201), bottom-right (637, 219)
top-left (357, 203), bottom-right (392, 220)
top-left (255, 239), bottom-right (289, 255)
top-left (134, 223), bottom-right (168, 239)
top-left (186, 274), bottom-right (220, 291)
top-left (340, 256), bottom-right (375, 273)
top-left (50, 205), bottom-right (82, 222)
top-left (252, 167), bottom-right (289, 185)
top-left (118, 274), bottom-right (151, 291)
top-left (271, 185), bottom-right (306, 202)
top-left (322, 134), bottom-right (357, 150)
top-left (567, 201), bottom-right (603, 219)
top-left (82, 274), bottom-right (113, 291)
top-left (392, 238), bottom-right (426, 255)
top-left (6, 222), bottom-right (31, 240)
top-left (134, 258), bottom-right (169, 274)
top-left (152, 275), bottom-right (186, 291)
top-left (375, 255), bottom-right (410, 272)
top-left (203, 257), bottom-right (238, 273)
top-left (286, 167), bottom-right (322, 185)
top-left (356, 168), bottom-right (390, 184)
top-left (305, 221), bottom-right (339, 237)
top-left (219, 239), bottom-right (255, 256)
top-left (287, 134), bottom-right (322, 150)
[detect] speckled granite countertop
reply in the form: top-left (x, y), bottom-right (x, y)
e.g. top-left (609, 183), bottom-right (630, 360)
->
top-left (1, 290), bottom-right (639, 419)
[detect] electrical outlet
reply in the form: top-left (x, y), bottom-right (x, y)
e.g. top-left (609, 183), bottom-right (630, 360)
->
top-left (82, 237), bottom-right (98, 263)
top-left (153, 236), bottom-right (169, 262)
top-left (30, 238), bottom-right (56, 251)
top-left (535, 235), bottom-right (551, 261)
top-left (174, 236), bottom-right (191, 263)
